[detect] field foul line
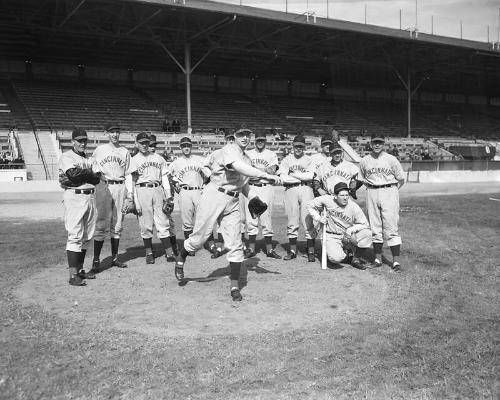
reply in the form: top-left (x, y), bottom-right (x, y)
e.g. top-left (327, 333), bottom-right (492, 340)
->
top-left (488, 197), bottom-right (500, 202)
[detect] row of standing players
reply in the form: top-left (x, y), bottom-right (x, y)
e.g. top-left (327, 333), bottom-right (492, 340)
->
top-left (58, 124), bottom-right (405, 301)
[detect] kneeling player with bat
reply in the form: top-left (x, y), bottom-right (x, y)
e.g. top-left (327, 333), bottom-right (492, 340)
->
top-left (307, 182), bottom-right (372, 270)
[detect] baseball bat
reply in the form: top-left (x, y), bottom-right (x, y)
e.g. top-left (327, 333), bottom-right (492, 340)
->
top-left (321, 218), bottom-right (327, 270)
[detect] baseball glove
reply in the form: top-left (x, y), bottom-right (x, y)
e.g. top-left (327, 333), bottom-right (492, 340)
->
top-left (58, 170), bottom-right (78, 188)
top-left (121, 198), bottom-right (137, 215)
top-left (341, 232), bottom-right (354, 250)
top-left (248, 196), bottom-right (268, 219)
top-left (162, 197), bottom-right (174, 215)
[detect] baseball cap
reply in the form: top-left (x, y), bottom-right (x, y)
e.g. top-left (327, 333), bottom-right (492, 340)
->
top-left (370, 134), bottom-right (385, 142)
top-left (104, 123), bottom-right (120, 132)
top-left (329, 140), bottom-right (343, 153)
top-left (255, 131), bottom-right (266, 141)
top-left (179, 136), bottom-right (192, 146)
top-left (149, 134), bottom-right (158, 145)
top-left (72, 128), bottom-right (88, 140)
top-left (293, 135), bottom-right (306, 146)
top-left (321, 135), bottom-right (334, 146)
top-left (234, 128), bottom-right (253, 136)
top-left (136, 132), bottom-right (150, 143)
top-left (334, 182), bottom-right (349, 195)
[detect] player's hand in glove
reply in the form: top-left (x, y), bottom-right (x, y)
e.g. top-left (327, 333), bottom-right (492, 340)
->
top-left (122, 198), bottom-right (137, 215)
top-left (341, 231), bottom-right (354, 249)
top-left (162, 197), bottom-right (174, 215)
top-left (248, 196), bottom-right (268, 219)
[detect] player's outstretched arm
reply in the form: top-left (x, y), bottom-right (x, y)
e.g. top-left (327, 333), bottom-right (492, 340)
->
top-left (230, 160), bottom-right (279, 183)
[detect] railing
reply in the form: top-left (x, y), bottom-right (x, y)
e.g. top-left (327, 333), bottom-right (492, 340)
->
top-left (402, 160), bottom-right (500, 172)
top-left (32, 129), bottom-right (51, 179)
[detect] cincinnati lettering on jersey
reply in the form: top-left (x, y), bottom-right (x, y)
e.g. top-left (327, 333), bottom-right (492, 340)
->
top-left (323, 168), bottom-right (352, 181)
top-left (289, 164), bottom-right (308, 173)
top-left (178, 164), bottom-right (201, 180)
top-left (99, 155), bottom-right (126, 168)
top-left (363, 167), bottom-right (393, 178)
top-left (252, 158), bottom-right (271, 169)
top-left (330, 209), bottom-right (353, 225)
top-left (137, 161), bottom-right (162, 175)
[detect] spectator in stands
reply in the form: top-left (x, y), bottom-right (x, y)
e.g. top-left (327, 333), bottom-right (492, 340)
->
top-left (422, 149), bottom-right (432, 160)
top-left (331, 129), bottom-right (339, 142)
top-left (390, 145), bottom-right (399, 158)
top-left (364, 141), bottom-right (372, 153)
top-left (162, 118), bottom-right (171, 133)
top-left (172, 118), bottom-right (181, 133)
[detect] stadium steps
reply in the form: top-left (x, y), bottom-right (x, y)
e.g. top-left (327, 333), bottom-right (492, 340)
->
top-left (36, 131), bottom-right (60, 176)
top-left (0, 81), bottom-right (33, 130)
top-left (16, 131), bottom-right (49, 180)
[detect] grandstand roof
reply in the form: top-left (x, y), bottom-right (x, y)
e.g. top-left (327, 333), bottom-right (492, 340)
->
top-left (1, 0), bottom-right (499, 95)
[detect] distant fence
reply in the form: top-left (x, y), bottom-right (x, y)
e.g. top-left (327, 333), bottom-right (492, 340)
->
top-left (401, 160), bottom-right (500, 172)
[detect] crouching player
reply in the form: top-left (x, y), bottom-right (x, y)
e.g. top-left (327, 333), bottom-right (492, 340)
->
top-left (307, 182), bottom-right (372, 269)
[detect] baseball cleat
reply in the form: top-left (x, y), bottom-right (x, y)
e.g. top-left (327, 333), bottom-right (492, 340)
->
top-left (174, 259), bottom-right (185, 281)
top-left (351, 258), bottom-right (367, 270)
top-left (391, 262), bottom-right (402, 272)
top-left (90, 259), bottom-right (100, 273)
top-left (69, 274), bottom-right (87, 286)
top-left (370, 259), bottom-right (383, 269)
top-left (307, 252), bottom-right (316, 262)
top-left (266, 249), bottom-right (282, 259)
top-left (244, 248), bottom-right (256, 259)
top-left (165, 254), bottom-right (176, 262)
top-left (230, 288), bottom-right (243, 301)
top-left (111, 258), bottom-right (127, 268)
top-left (78, 269), bottom-right (96, 279)
top-left (146, 253), bottom-right (155, 264)
top-left (284, 250), bottom-right (296, 260)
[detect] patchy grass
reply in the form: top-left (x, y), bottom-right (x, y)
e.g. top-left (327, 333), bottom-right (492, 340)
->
top-left (0, 193), bottom-right (499, 399)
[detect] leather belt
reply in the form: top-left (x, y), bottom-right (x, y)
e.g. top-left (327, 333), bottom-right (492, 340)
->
top-left (103, 179), bottom-right (124, 185)
top-left (137, 182), bottom-right (160, 188)
top-left (366, 183), bottom-right (397, 189)
top-left (249, 182), bottom-right (270, 187)
top-left (217, 187), bottom-right (239, 198)
top-left (284, 182), bottom-right (311, 188)
top-left (71, 189), bottom-right (95, 195)
top-left (181, 186), bottom-right (202, 190)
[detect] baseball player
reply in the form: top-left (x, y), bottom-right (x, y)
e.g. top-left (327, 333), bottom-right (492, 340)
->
top-left (128, 132), bottom-right (175, 264)
top-left (277, 135), bottom-right (317, 262)
top-left (314, 140), bottom-right (361, 198)
top-left (307, 182), bottom-right (372, 269)
top-left (174, 127), bottom-right (281, 302)
top-left (149, 134), bottom-right (178, 260)
top-left (58, 128), bottom-right (100, 286)
top-left (309, 136), bottom-right (333, 186)
top-left (168, 136), bottom-right (205, 255)
top-left (359, 134), bottom-right (405, 272)
top-left (242, 131), bottom-right (281, 259)
top-left (91, 123), bottom-right (130, 272)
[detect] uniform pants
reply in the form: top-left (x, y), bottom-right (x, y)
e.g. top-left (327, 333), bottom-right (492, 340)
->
top-left (63, 190), bottom-right (97, 252)
top-left (365, 186), bottom-right (402, 246)
top-left (284, 185), bottom-right (315, 239)
top-left (136, 186), bottom-right (170, 239)
top-left (326, 228), bottom-right (372, 263)
top-left (239, 193), bottom-right (246, 234)
top-left (243, 184), bottom-right (274, 236)
top-left (94, 181), bottom-right (126, 241)
top-left (178, 189), bottom-right (201, 232)
top-left (184, 184), bottom-right (243, 263)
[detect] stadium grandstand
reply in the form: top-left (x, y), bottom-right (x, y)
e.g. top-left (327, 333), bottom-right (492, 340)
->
top-left (0, 0), bottom-right (499, 181)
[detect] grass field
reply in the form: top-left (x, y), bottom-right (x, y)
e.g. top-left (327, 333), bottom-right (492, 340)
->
top-left (0, 189), bottom-right (499, 399)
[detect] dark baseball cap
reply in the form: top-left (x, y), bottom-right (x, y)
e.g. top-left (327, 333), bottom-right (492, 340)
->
top-left (334, 182), bottom-right (349, 195)
top-left (234, 127), bottom-right (253, 136)
top-left (149, 134), bottom-right (158, 145)
top-left (72, 128), bottom-right (88, 140)
top-left (293, 135), bottom-right (306, 146)
top-left (136, 132), bottom-right (150, 143)
top-left (255, 131), bottom-right (266, 140)
top-left (370, 134), bottom-right (385, 142)
top-left (321, 136), bottom-right (334, 146)
top-left (179, 136), bottom-right (192, 146)
top-left (329, 141), bottom-right (343, 153)
top-left (104, 123), bottom-right (120, 132)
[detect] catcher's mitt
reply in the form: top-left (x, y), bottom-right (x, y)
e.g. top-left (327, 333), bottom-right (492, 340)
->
top-left (121, 198), bottom-right (137, 215)
top-left (341, 232), bottom-right (354, 250)
top-left (162, 197), bottom-right (174, 215)
top-left (248, 196), bottom-right (268, 219)
top-left (58, 170), bottom-right (78, 188)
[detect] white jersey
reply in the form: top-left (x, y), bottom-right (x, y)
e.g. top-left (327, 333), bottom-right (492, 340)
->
top-left (129, 152), bottom-right (169, 184)
top-left (168, 155), bottom-right (205, 187)
top-left (359, 152), bottom-right (404, 186)
top-left (309, 152), bottom-right (331, 173)
top-left (316, 160), bottom-right (360, 194)
top-left (246, 148), bottom-right (279, 184)
top-left (207, 143), bottom-right (251, 192)
top-left (307, 195), bottom-right (369, 235)
top-left (58, 149), bottom-right (94, 190)
top-left (92, 143), bottom-right (130, 181)
top-left (278, 154), bottom-right (313, 176)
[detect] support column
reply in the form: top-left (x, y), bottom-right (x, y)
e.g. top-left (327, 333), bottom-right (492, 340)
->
top-left (407, 67), bottom-right (412, 138)
top-left (185, 43), bottom-right (192, 134)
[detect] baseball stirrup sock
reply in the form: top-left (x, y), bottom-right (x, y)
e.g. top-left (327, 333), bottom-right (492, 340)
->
top-left (230, 262), bottom-right (241, 281)
top-left (160, 237), bottom-right (172, 255)
top-left (373, 242), bottom-right (383, 255)
top-left (93, 240), bottom-right (104, 259)
top-left (390, 245), bottom-right (400, 257)
top-left (67, 250), bottom-right (80, 276)
top-left (110, 238), bottom-right (119, 257)
top-left (143, 238), bottom-right (153, 254)
top-left (264, 236), bottom-right (273, 251)
top-left (307, 238), bottom-right (315, 253)
top-left (79, 249), bottom-right (87, 269)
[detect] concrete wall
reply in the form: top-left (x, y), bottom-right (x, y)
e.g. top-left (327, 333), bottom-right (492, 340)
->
top-left (0, 169), bottom-right (28, 182)
top-left (0, 180), bottom-right (60, 192)
top-left (407, 170), bottom-right (500, 183)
